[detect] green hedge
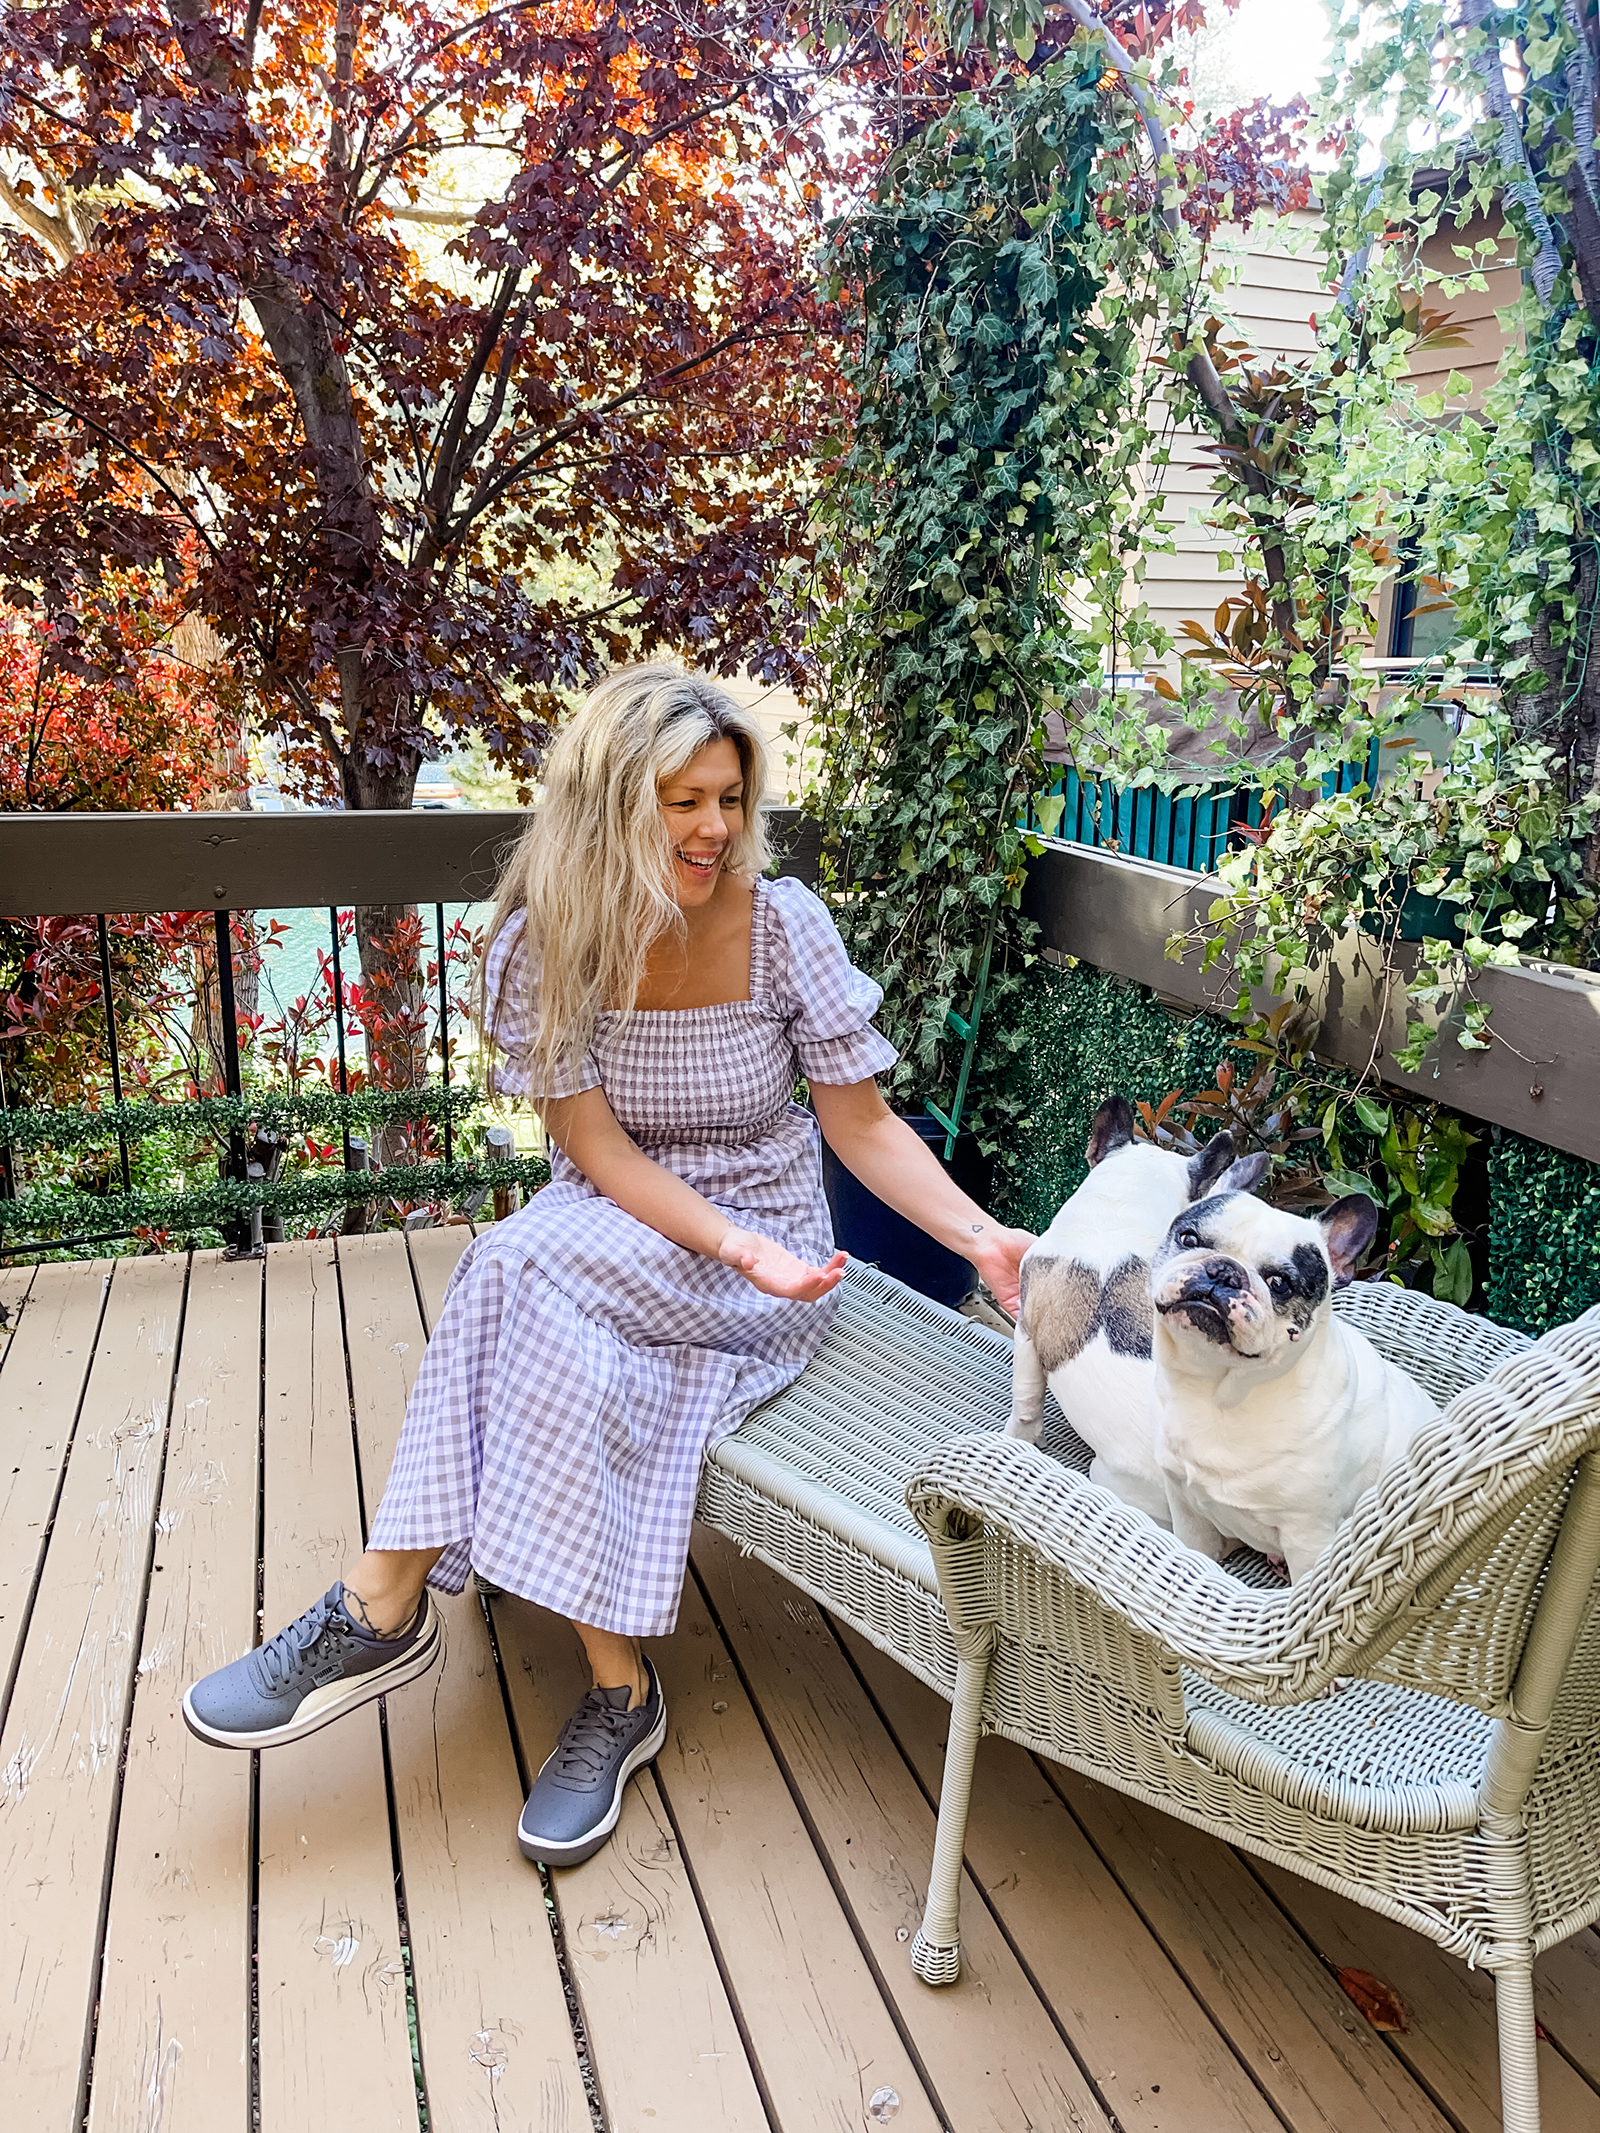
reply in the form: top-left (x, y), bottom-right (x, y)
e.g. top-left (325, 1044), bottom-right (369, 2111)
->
top-left (998, 959), bottom-right (1245, 1232)
top-left (1003, 957), bottom-right (1600, 1338)
top-left (1487, 1133), bottom-right (1600, 1335)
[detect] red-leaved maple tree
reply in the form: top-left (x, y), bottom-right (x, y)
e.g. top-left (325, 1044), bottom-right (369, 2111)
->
top-left (0, 0), bottom-right (860, 1037)
top-left (0, 0), bottom-right (1307, 1056)
top-left (0, 0), bottom-right (843, 810)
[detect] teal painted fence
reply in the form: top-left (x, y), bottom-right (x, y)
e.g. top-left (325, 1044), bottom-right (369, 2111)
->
top-left (1036, 742), bottom-right (1383, 868)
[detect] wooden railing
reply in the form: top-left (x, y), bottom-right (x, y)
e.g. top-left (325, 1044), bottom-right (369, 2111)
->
top-left (1023, 839), bottom-right (1600, 1164)
top-left (0, 808), bottom-right (819, 1258)
top-left (1, 805), bottom-right (1593, 1263)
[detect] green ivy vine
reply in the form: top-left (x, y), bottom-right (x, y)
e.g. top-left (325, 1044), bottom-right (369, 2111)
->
top-left (810, 56), bottom-right (1168, 1167)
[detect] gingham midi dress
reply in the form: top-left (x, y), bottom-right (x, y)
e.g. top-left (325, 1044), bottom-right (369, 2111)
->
top-left (367, 874), bottom-right (899, 1637)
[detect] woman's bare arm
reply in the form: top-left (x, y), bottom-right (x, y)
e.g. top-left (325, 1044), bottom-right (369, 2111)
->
top-left (540, 1087), bottom-right (846, 1303)
top-left (808, 1079), bottom-right (1033, 1314)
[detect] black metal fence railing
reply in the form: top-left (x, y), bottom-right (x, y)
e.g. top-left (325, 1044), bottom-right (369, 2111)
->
top-left (0, 807), bottom-right (819, 1262)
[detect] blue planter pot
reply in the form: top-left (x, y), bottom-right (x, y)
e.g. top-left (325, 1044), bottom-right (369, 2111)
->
top-left (821, 1114), bottom-right (993, 1310)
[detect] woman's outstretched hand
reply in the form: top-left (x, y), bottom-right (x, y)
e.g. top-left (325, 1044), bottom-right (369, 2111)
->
top-left (967, 1225), bottom-right (1034, 1319)
top-left (718, 1228), bottom-right (848, 1302)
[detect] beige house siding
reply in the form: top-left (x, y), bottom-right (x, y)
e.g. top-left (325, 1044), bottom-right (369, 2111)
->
top-left (1145, 206), bottom-right (1516, 678)
top-left (1412, 210), bottom-right (1519, 409)
top-left (715, 670), bottom-right (811, 801)
top-left (1143, 214), bottom-right (1325, 674)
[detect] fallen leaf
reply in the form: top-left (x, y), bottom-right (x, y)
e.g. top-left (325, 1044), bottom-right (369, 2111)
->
top-left (1337, 1967), bottom-right (1409, 2033)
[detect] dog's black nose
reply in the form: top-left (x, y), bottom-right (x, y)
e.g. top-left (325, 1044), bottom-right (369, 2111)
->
top-left (1202, 1257), bottom-right (1246, 1292)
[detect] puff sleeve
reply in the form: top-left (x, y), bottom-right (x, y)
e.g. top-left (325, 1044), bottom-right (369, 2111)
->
top-left (483, 914), bottom-right (602, 1101)
top-left (765, 875), bottom-right (899, 1085)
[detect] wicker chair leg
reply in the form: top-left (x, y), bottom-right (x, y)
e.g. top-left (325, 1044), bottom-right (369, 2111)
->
top-left (1494, 1962), bottom-right (1542, 2133)
top-left (910, 1649), bottom-right (989, 1987)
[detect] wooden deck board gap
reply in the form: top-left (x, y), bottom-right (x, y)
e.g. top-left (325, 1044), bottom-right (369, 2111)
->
top-left (0, 1262), bottom-right (112, 1733)
top-left (249, 1249), bottom-right (267, 2133)
top-left (648, 1758), bottom-right (785, 2133)
top-left (1022, 1750), bottom-right (1305, 2133)
top-left (472, 1578), bottom-right (609, 2133)
top-left (333, 1234), bottom-right (375, 1542)
top-left (820, 1606), bottom-right (1138, 2133)
top-left (1528, 2018), bottom-right (1600, 2107)
top-left (77, 1254), bottom-right (194, 2133)
top-left (685, 1555), bottom-right (957, 2133)
top-left (333, 1242), bottom-right (432, 2133)
top-left (375, 1701), bottom-right (431, 2133)
top-left (1232, 1841), bottom-right (1472, 2127)
top-left (1231, 1843), bottom-right (1589, 2132)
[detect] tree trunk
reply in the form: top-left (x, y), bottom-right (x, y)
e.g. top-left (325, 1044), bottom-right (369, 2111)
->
top-left (1576, 552), bottom-right (1600, 885)
top-left (343, 745), bottom-right (428, 1160)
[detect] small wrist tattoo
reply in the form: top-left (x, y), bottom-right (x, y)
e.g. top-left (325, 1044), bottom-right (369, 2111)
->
top-left (970, 1223), bottom-right (986, 1236)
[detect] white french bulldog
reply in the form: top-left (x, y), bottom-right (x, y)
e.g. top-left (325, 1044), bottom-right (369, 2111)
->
top-left (1007, 1095), bottom-right (1270, 1524)
top-left (1148, 1190), bottom-right (1438, 1581)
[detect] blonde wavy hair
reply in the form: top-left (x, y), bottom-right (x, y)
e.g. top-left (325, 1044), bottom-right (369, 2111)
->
top-left (482, 665), bottom-right (773, 1093)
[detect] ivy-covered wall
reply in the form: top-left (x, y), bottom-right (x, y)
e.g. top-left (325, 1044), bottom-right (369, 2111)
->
top-left (1003, 957), bottom-right (1600, 1337)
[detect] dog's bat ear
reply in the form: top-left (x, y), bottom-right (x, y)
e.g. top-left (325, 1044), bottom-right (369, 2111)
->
top-left (1319, 1193), bottom-right (1380, 1287)
top-left (1186, 1130), bottom-right (1236, 1201)
top-left (1085, 1095), bottom-right (1136, 1168)
top-left (1214, 1150), bottom-right (1273, 1198)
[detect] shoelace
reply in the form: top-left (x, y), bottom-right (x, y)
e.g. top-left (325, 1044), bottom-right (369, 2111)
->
top-left (251, 1591), bottom-right (346, 1694)
top-left (551, 1691), bottom-right (640, 1781)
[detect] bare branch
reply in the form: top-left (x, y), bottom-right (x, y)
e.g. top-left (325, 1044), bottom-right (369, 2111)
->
top-left (0, 170), bottom-right (80, 264)
top-left (1463, 0), bottom-right (1563, 304)
top-left (1056, 0), bottom-right (1178, 239)
top-left (385, 202), bottom-right (478, 225)
top-left (457, 321), bottom-right (804, 527)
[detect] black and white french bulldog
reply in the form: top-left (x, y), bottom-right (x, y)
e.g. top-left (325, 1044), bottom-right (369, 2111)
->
top-left (1149, 1190), bottom-right (1437, 1581)
top-left (1007, 1095), bottom-right (1270, 1523)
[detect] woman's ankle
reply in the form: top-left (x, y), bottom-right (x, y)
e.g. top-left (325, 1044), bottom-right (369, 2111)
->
top-left (573, 1621), bottom-right (648, 1709)
top-left (342, 1548), bottom-right (439, 1636)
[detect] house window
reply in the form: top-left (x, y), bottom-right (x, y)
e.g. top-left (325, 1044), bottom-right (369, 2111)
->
top-left (1390, 549), bottom-right (1461, 660)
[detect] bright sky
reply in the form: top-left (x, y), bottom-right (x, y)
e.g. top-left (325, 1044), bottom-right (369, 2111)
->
top-left (1179, 0), bottom-right (1333, 113)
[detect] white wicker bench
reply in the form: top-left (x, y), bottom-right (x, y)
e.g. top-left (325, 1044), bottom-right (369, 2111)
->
top-left (699, 1262), bottom-right (1600, 2133)
top-left (697, 1261), bottom-right (1032, 1704)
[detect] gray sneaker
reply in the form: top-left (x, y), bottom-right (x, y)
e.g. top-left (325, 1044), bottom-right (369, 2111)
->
top-left (181, 1581), bottom-right (443, 1750)
top-left (518, 1658), bottom-right (668, 1867)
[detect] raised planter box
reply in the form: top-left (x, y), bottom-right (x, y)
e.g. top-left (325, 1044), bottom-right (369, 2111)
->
top-left (1020, 838), bottom-right (1600, 1165)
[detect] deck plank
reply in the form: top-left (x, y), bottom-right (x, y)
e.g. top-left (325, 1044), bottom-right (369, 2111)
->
top-left (1046, 1765), bottom-right (1454, 2133)
top-left (655, 1571), bottom-right (944, 2133)
top-left (691, 1524), bottom-right (1116, 2133)
top-left (1254, 1859), bottom-right (1600, 2133)
top-left (1531, 1929), bottom-right (1600, 2092)
top-left (339, 1227), bottom-right (592, 2133)
top-left (89, 1250), bottom-right (262, 2133)
top-left (0, 1261), bottom-right (35, 1318)
top-left (0, 1258), bottom-right (107, 1714)
top-left (255, 1239), bottom-right (418, 2128)
top-left (838, 1619), bottom-right (1283, 2133)
top-left (0, 1262), bottom-right (36, 1356)
top-left (492, 1588), bottom-right (771, 2133)
top-left (0, 1253), bottom-right (187, 2125)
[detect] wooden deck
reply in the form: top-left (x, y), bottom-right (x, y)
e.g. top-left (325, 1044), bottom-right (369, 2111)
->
top-left (5, 1233), bottom-right (1600, 2132)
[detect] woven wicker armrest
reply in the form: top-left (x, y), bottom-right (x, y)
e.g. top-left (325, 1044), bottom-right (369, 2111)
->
top-left (907, 1436), bottom-right (1341, 1701)
top-left (908, 1306), bottom-right (1600, 1707)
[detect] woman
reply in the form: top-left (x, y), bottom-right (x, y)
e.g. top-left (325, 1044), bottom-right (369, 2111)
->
top-left (184, 667), bottom-right (1032, 1867)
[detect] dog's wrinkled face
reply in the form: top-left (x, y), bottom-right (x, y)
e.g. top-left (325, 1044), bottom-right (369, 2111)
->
top-left (1150, 1190), bottom-right (1378, 1369)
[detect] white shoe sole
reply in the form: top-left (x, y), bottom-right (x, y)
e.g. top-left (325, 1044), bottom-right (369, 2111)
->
top-left (518, 1691), bottom-right (669, 1868)
top-left (181, 1597), bottom-right (444, 1750)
